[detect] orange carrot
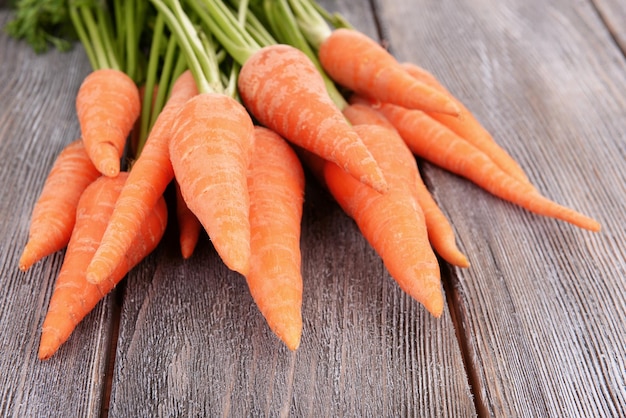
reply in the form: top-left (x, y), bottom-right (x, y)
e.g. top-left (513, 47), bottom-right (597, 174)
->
top-left (168, 93), bottom-right (254, 276)
top-left (85, 70), bottom-right (198, 285)
top-left (400, 62), bottom-right (531, 184)
top-left (375, 102), bottom-right (601, 231)
top-left (413, 176), bottom-right (470, 268)
top-left (19, 140), bottom-right (101, 271)
top-left (38, 173), bottom-right (167, 360)
top-left (317, 28), bottom-right (459, 116)
top-left (237, 43), bottom-right (388, 194)
top-left (76, 68), bottom-right (141, 177)
top-left (324, 160), bottom-right (443, 317)
top-left (246, 126), bottom-right (305, 350)
top-left (342, 105), bottom-right (469, 267)
top-left (175, 180), bottom-right (202, 259)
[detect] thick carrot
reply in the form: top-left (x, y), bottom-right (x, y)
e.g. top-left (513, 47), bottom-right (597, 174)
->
top-left (85, 70), bottom-right (198, 285)
top-left (19, 140), bottom-right (101, 271)
top-left (237, 43), bottom-right (388, 194)
top-left (76, 68), bottom-right (141, 177)
top-left (246, 126), bottom-right (305, 350)
top-left (376, 102), bottom-right (601, 231)
top-left (400, 62), bottom-right (531, 185)
top-left (317, 28), bottom-right (459, 116)
top-left (175, 180), bottom-right (202, 259)
top-left (38, 173), bottom-right (167, 360)
top-left (343, 105), bottom-right (469, 267)
top-left (324, 161), bottom-right (444, 317)
top-left (169, 93), bottom-right (254, 276)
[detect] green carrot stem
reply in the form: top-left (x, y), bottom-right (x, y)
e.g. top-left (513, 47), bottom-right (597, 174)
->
top-left (137, 12), bottom-right (166, 154)
top-left (68, 5), bottom-right (99, 70)
top-left (187, 0), bottom-right (260, 66)
top-left (151, 35), bottom-right (181, 131)
top-left (286, 0), bottom-right (332, 50)
top-left (149, 0), bottom-right (215, 94)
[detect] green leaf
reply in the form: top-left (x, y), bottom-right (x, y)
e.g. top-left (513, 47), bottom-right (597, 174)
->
top-left (5, 0), bottom-right (78, 53)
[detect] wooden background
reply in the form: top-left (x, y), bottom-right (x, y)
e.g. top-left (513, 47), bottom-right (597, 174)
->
top-left (1, 0), bottom-right (625, 416)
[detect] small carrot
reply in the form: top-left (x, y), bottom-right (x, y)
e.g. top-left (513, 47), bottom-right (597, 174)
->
top-left (19, 140), bottom-right (101, 271)
top-left (76, 68), bottom-right (141, 177)
top-left (169, 92), bottom-right (255, 276)
top-left (343, 105), bottom-right (469, 267)
top-left (175, 180), bottom-right (202, 259)
top-left (246, 126), bottom-right (305, 350)
top-left (86, 70), bottom-right (198, 285)
top-left (400, 62), bottom-right (531, 185)
top-left (38, 173), bottom-right (168, 360)
top-left (324, 160), bottom-right (444, 317)
top-left (316, 28), bottom-right (459, 116)
top-left (375, 102), bottom-right (601, 231)
top-left (237, 43), bottom-right (388, 194)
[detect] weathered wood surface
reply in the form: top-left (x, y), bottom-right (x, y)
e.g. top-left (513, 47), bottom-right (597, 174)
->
top-left (0, 10), bottom-right (113, 417)
top-left (375, 0), bottom-right (626, 416)
top-left (0, 0), bottom-right (625, 416)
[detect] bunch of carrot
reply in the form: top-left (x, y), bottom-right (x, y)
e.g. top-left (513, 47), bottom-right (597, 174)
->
top-left (9, 0), bottom-right (600, 357)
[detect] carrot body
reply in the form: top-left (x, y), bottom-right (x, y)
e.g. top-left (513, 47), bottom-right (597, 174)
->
top-left (38, 173), bottom-right (167, 360)
top-left (324, 123), bottom-right (443, 316)
top-left (377, 102), bottom-right (601, 231)
top-left (325, 162), bottom-right (443, 317)
top-left (85, 70), bottom-right (198, 284)
top-left (76, 68), bottom-right (141, 177)
top-left (400, 62), bottom-right (531, 184)
top-left (238, 43), bottom-right (387, 194)
top-left (246, 126), bottom-right (305, 350)
top-left (175, 180), bottom-right (202, 259)
top-left (317, 28), bottom-right (459, 116)
top-left (169, 93), bottom-right (254, 276)
top-left (343, 105), bottom-right (469, 267)
top-left (19, 140), bottom-right (101, 271)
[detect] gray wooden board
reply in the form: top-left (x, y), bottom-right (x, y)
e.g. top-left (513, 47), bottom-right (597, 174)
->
top-left (593, 0), bottom-right (626, 52)
top-left (108, 1), bottom-right (476, 416)
top-left (0, 10), bottom-right (113, 417)
top-left (376, 0), bottom-right (626, 416)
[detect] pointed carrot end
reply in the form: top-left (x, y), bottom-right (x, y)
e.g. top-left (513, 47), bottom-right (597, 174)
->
top-left (38, 332), bottom-right (60, 361)
top-left (85, 260), bottom-right (112, 285)
top-left (271, 313), bottom-right (302, 351)
top-left (18, 252), bottom-right (34, 272)
top-left (424, 291), bottom-right (445, 318)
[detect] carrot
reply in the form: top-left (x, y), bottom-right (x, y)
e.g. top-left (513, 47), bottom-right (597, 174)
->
top-left (76, 68), bottom-right (141, 177)
top-left (85, 70), bottom-right (198, 285)
top-left (38, 173), bottom-right (168, 360)
top-left (246, 126), bottom-right (305, 350)
top-left (175, 180), bottom-right (202, 259)
top-left (316, 28), bottom-right (459, 116)
top-left (19, 140), bottom-right (101, 271)
top-left (400, 62), bottom-right (531, 185)
top-left (237, 43), bottom-right (388, 194)
top-left (324, 160), bottom-right (443, 317)
top-left (169, 92), bottom-right (255, 276)
top-left (342, 105), bottom-right (470, 267)
top-left (375, 102), bottom-right (601, 231)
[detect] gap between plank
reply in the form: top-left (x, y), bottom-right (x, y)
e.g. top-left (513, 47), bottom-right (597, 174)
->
top-left (100, 281), bottom-right (125, 418)
top-left (368, 0), bottom-right (484, 414)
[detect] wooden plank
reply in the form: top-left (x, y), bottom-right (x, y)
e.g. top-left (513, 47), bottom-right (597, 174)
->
top-left (593, 0), bottom-right (626, 53)
top-left (108, 1), bottom-right (476, 416)
top-left (375, 0), bottom-right (626, 416)
top-left (0, 10), bottom-right (112, 417)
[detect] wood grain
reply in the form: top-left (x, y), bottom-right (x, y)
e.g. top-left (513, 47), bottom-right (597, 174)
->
top-left (376, 0), bottom-right (626, 416)
top-left (1, 0), bottom-right (625, 416)
top-left (593, 0), bottom-right (626, 53)
top-left (0, 10), bottom-right (113, 417)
